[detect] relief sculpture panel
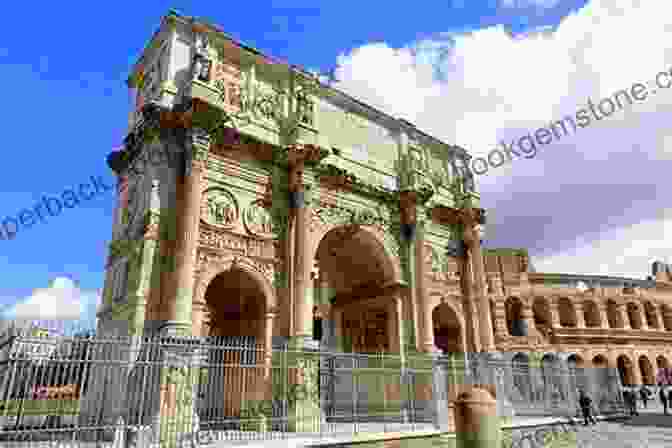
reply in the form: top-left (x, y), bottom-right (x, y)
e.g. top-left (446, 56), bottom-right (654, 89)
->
top-left (201, 188), bottom-right (238, 228)
top-left (244, 200), bottom-right (275, 238)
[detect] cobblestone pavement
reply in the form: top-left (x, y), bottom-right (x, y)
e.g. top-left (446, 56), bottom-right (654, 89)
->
top-left (574, 406), bottom-right (672, 448)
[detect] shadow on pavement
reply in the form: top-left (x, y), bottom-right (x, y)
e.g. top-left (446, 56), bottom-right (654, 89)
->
top-left (620, 412), bottom-right (672, 427)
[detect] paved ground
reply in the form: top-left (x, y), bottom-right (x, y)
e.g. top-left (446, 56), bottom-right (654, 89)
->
top-left (3, 404), bottom-right (672, 447)
top-left (573, 404), bottom-right (672, 448)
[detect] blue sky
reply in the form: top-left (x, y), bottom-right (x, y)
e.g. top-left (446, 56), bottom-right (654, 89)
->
top-left (3, 0), bottom-right (671, 331)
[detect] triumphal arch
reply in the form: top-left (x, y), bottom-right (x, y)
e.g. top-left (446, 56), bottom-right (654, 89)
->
top-left (87, 11), bottom-right (501, 439)
top-left (99, 11), bottom-right (494, 358)
top-left (90, 11), bottom-right (672, 444)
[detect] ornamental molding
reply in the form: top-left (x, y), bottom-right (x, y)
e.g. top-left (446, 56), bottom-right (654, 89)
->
top-left (201, 188), bottom-right (238, 228)
top-left (198, 227), bottom-right (276, 260)
top-left (309, 201), bottom-right (400, 259)
top-left (195, 250), bottom-right (278, 290)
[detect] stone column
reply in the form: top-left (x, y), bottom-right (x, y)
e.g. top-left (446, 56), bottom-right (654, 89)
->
top-left (654, 307), bottom-right (664, 330)
top-left (418, 240), bottom-right (434, 353)
top-left (639, 306), bottom-right (649, 330)
top-left (660, 306), bottom-right (670, 331)
top-left (469, 234), bottom-right (495, 352)
top-left (290, 159), bottom-right (314, 345)
top-left (549, 302), bottom-right (561, 328)
top-left (166, 130), bottom-right (208, 337)
top-left (631, 358), bottom-right (643, 385)
top-left (492, 299), bottom-right (509, 341)
top-left (460, 253), bottom-right (480, 353)
top-left (520, 302), bottom-right (535, 336)
top-left (619, 304), bottom-right (632, 329)
top-left (574, 302), bottom-right (586, 329)
top-left (332, 307), bottom-right (344, 352)
top-left (264, 312), bottom-right (276, 373)
top-left (598, 304), bottom-right (610, 329)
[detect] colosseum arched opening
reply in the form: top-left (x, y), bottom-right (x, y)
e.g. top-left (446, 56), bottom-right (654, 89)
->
top-left (582, 300), bottom-right (601, 327)
top-left (557, 298), bottom-right (577, 328)
top-left (662, 304), bottom-right (672, 331)
top-left (617, 355), bottom-right (635, 386)
top-left (607, 300), bottom-right (622, 328)
top-left (627, 302), bottom-right (643, 329)
top-left (533, 298), bottom-right (552, 335)
top-left (644, 302), bottom-right (659, 329)
top-left (505, 297), bottom-right (525, 336)
top-left (639, 355), bottom-right (655, 385)
top-left (656, 355), bottom-right (670, 376)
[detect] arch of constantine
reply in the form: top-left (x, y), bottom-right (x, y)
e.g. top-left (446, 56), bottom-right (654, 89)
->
top-left (88, 10), bottom-right (672, 442)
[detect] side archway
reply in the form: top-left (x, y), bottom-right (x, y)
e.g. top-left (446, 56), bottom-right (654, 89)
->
top-left (432, 303), bottom-right (465, 354)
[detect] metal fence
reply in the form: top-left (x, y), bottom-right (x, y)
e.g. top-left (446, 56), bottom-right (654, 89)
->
top-left (0, 331), bottom-right (625, 445)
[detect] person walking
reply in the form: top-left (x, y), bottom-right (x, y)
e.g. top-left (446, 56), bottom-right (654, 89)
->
top-left (640, 387), bottom-right (649, 409)
top-left (659, 384), bottom-right (668, 415)
top-left (625, 389), bottom-right (638, 416)
top-left (579, 389), bottom-right (597, 425)
top-left (668, 388), bottom-right (672, 414)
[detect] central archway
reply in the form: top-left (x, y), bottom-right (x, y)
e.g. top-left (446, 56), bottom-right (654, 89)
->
top-left (313, 225), bottom-right (405, 422)
top-left (315, 225), bottom-right (402, 354)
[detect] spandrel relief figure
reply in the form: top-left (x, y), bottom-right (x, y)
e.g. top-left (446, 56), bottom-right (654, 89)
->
top-left (197, 58), bottom-right (211, 82)
top-left (205, 195), bottom-right (236, 226)
top-left (195, 33), bottom-right (209, 55)
top-left (296, 90), bottom-right (314, 126)
top-left (245, 202), bottom-right (274, 236)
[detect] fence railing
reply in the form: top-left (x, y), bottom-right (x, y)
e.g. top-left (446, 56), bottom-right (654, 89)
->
top-left (0, 333), bottom-right (625, 445)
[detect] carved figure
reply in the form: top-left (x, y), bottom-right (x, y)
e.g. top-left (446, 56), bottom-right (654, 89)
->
top-left (245, 202), bottom-right (274, 236)
top-left (197, 58), bottom-right (211, 82)
top-left (296, 90), bottom-right (314, 126)
top-left (194, 33), bottom-right (209, 55)
top-left (206, 196), bottom-right (236, 226)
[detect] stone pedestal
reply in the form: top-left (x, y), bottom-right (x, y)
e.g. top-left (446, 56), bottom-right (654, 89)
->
top-left (454, 387), bottom-right (501, 448)
top-left (148, 336), bottom-right (205, 448)
top-left (272, 337), bottom-right (322, 433)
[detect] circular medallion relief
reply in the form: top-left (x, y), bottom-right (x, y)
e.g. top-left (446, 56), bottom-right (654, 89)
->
top-left (201, 189), bottom-right (237, 228)
top-left (244, 200), bottom-right (275, 237)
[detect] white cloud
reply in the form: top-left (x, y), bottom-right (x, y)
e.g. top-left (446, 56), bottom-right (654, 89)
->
top-left (0, 277), bottom-right (101, 334)
top-left (328, 0), bottom-right (672, 279)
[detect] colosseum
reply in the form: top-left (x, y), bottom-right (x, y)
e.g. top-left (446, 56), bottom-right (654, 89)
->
top-left (482, 252), bottom-right (672, 388)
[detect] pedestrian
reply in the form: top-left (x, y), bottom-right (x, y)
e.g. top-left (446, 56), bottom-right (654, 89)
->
top-left (579, 389), bottom-right (597, 425)
top-left (668, 388), bottom-right (672, 413)
top-left (659, 384), bottom-right (668, 415)
top-left (625, 389), bottom-right (638, 416)
top-left (640, 387), bottom-right (649, 409)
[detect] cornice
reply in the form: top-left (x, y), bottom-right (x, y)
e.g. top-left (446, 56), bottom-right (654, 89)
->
top-left (314, 163), bottom-right (399, 203)
top-left (127, 11), bottom-right (470, 161)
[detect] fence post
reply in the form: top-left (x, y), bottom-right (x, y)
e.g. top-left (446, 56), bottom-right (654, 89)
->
top-left (454, 387), bottom-right (501, 448)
